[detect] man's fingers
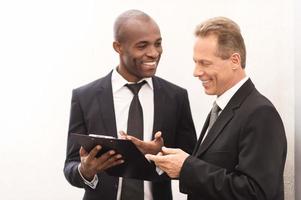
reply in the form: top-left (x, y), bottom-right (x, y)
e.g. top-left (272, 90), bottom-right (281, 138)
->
top-left (106, 158), bottom-right (124, 168)
top-left (161, 146), bottom-right (181, 155)
top-left (101, 154), bottom-right (124, 170)
top-left (154, 131), bottom-right (162, 139)
top-left (97, 150), bottom-right (116, 164)
top-left (145, 154), bottom-right (155, 162)
top-left (80, 147), bottom-right (88, 157)
top-left (119, 130), bottom-right (127, 136)
top-left (119, 131), bottom-right (127, 139)
top-left (145, 154), bottom-right (170, 173)
top-left (145, 154), bottom-right (163, 162)
top-left (120, 131), bottom-right (143, 145)
top-left (157, 151), bottom-right (163, 156)
top-left (86, 145), bottom-right (102, 162)
top-left (128, 135), bottom-right (142, 145)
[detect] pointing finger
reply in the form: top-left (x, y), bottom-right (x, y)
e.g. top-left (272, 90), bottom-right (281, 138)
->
top-left (145, 154), bottom-right (164, 163)
top-left (145, 154), bottom-right (156, 161)
top-left (161, 146), bottom-right (181, 155)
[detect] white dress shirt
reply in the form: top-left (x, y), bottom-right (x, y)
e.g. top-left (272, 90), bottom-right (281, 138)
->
top-left (112, 69), bottom-right (154, 200)
top-left (79, 69), bottom-right (155, 200)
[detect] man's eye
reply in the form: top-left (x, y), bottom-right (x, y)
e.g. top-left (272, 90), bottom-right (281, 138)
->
top-left (136, 44), bottom-right (147, 49)
top-left (137, 45), bottom-right (146, 49)
top-left (155, 42), bottom-right (162, 47)
top-left (201, 61), bottom-right (211, 66)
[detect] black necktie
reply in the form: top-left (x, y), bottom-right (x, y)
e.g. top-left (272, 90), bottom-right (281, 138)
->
top-left (120, 80), bottom-right (146, 200)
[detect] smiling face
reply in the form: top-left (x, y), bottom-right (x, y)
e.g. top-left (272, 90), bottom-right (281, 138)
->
top-left (193, 34), bottom-right (244, 96)
top-left (114, 18), bottom-right (162, 82)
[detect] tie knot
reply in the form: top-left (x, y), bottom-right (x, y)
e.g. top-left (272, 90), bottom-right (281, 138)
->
top-left (212, 101), bottom-right (221, 114)
top-left (126, 80), bottom-right (146, 95)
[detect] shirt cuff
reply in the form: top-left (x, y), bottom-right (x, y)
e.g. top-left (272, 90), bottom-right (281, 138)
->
top-left (156, 166), bottom-right (164, 175)
top-left (78, 164), bottom-right (98, 189)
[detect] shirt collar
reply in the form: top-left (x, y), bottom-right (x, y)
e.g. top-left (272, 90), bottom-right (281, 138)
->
top-left (111, 68), bottom-right (153, 93)
top-left (216, 76), bottom-right (249, 110)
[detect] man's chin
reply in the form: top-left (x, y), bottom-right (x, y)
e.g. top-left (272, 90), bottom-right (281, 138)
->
top-left (204, 90), bottom-right (215, 96)
top-left (142, 70), bottom-right (157, 78)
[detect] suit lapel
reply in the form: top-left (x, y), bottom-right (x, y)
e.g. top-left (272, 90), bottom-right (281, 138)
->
top-left (195, 79), bottom-right (255, 156)
top-left (152, 77), bottom-right (165, 138)
top-left (96, 71), bottom-right (118, 137)
top-left (192, 112), bottom-right (210, 155)
top-left (196, 108), bottom-right (234, 156)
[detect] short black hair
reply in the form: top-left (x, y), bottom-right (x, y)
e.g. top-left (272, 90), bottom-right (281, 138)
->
top-left (113, 9), bottom-right (152, 42)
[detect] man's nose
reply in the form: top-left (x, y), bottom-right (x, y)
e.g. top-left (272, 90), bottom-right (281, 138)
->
top-left (146, 46), bottom-right (160, 58)
top-left (193, 65), bottom-right (204, 77)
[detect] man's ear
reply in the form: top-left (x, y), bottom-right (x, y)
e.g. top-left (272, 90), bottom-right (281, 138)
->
top-left (230, 53), bottom-right (241, 70)
top-left (113, 41), bottom-right (122, 54)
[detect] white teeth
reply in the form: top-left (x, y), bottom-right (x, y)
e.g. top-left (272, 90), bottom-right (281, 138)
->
top-left (144, 62), bottom-right (156, 65)
top-left (202, 80), bottom-right (209, 84)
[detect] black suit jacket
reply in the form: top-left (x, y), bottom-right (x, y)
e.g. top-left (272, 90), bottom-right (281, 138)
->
top-left (179, 79), bottom-right (287, 200)
top-left (64, 71), bottom-right (197, 200)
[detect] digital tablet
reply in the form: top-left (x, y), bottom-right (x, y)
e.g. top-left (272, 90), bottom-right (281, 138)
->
top-left (71, 133), bottom-right (161, 181)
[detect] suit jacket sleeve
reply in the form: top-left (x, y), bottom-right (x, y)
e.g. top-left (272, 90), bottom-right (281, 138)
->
top-left (179, 105), bottom-right (287, 200)
top-left (175, 89), bottom-right (197, 154)
top-left (63, 89), bottom-right (87, 188)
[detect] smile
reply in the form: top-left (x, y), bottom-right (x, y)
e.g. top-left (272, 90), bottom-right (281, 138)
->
top-left (201, 80), bottom-right (210, 84)
top-left (143, 61), bottom-right (157, 66)
top-left (201, 79), bottom-right (212, 88)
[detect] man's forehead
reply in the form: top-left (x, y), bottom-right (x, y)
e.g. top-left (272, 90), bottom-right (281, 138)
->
top-left (123, 18), bottom-right (154, 31)
top-left (123, 20), bottom-right (160, 37)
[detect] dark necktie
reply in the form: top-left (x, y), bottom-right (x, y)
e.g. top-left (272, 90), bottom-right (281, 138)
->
top-left (207, 101), bottom-right (221, 131)
top-left (120, 80), bottom-right (146, 200)
top-left (201, 101), bottom-right (221, 144)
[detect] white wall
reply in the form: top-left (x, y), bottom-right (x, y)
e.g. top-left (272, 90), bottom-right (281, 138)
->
top-left (0, 0), bottom-right (295, 199)
top-left (295, 0), bottom-right (300, 199)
